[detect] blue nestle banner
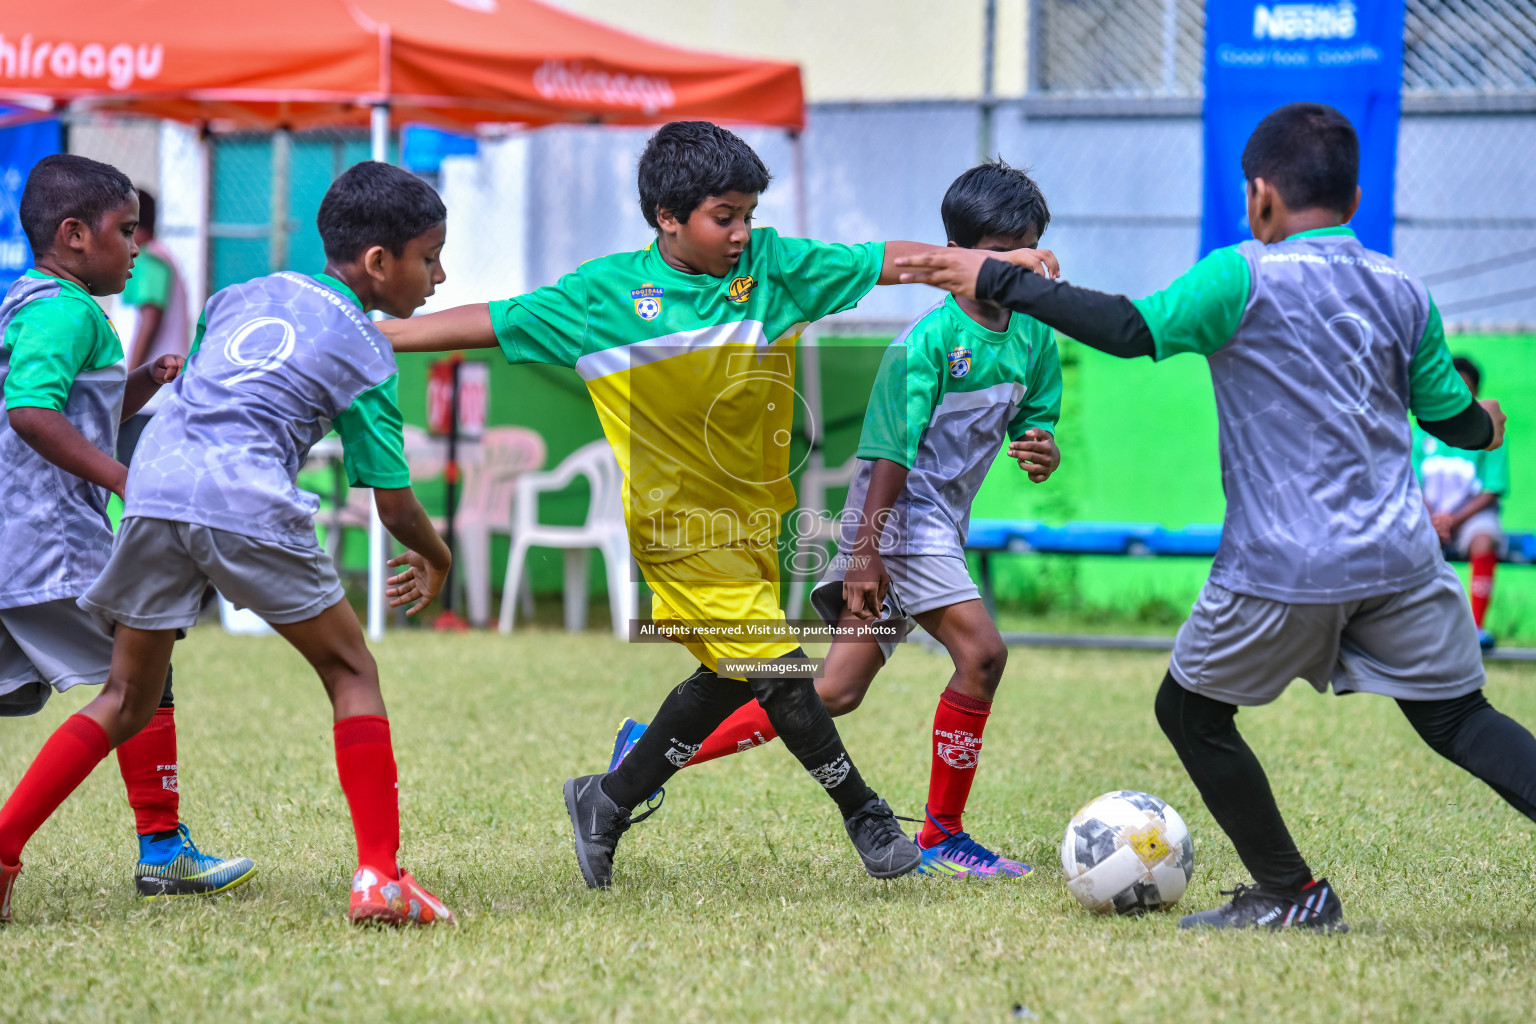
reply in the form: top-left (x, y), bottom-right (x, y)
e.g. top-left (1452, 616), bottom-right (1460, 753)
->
top-left (1202, 0), bottom-right (1405, 256)
top-left (0, 118), bottom-right (59, 290)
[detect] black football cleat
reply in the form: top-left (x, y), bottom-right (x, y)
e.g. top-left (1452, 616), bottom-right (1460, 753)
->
top-left (1179, 878), bottom-right (1347, 932)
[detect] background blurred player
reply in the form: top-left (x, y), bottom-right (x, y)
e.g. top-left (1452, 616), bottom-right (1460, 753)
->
top-left (895, 102), bottom-right (1533, 933)
top-left (0, 154), bottom-right (253, 906)
top-left (114, 188), bottom-right (192, 466)
top-left (0, 161), bottom-right (454, 928)
top-left (382, 121), bottom-right (1058, 889)
top-left (1414, 355), bottom-right (1508, 649)
top-left (609, 159), bottom-right (1062, 880)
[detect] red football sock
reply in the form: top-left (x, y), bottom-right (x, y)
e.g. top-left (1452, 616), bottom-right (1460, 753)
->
top-left (918, 689), bottom-right (992, 849)
top-left (686, 701), bottom-right (777, 765)
top-left (1470, 551), bottom-right (1497, 628)
top-left (333, 715), bottom-right (399, 878)
top-left (0, 714), bottom-right (112, 865)
top-left (115, 707), bottom-right (180, 835)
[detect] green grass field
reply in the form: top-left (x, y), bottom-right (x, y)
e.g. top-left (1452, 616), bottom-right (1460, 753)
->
top-left (3, 626), bottom-right (1536, 1022)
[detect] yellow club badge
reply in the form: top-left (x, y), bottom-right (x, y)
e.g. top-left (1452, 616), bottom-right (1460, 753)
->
top-left (727, 275), bottom-right (757, 303)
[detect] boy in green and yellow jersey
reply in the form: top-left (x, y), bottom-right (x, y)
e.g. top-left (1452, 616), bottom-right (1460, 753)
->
top-left (384, 121), bottom-right (1057, 888)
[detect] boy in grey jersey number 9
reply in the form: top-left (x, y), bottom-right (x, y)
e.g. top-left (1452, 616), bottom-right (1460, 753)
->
top-left (898, 102), bottom-right (1530, 933)
top-left (0, 162), bottom-right (457, 929)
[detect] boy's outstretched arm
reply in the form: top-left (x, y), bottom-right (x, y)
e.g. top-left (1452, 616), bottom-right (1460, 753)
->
top-left (879, 241), bottom-right (1059, 286)
top-left (374, 486), bottom-right (453, 616)
top-left (896, 249), bottom-right (1153, 358)
top-left (8, 408), bottom-right (128, 497)
top-left (378, 303), bottom-right (497, 353)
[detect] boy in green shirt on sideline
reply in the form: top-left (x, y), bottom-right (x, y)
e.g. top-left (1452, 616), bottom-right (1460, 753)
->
top-left (1412, 355), bottom-right (1508, 648)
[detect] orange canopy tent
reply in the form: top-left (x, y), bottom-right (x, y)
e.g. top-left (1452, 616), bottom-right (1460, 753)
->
top-left (0, 1), bottom-right (804, 638)
top-left (0, 0), bottom-right (804, 131)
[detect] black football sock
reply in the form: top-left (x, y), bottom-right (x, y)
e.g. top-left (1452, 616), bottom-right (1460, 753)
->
top-left (1154, 672), bottom-right (1313, 891)
top-left (748, 650), bottom-right (876, 819)
top-left (600, 666), bottom-right (754, 811)
top-left (1398, 691), bottom-right (1536, 819)
top-left (159, 663), bottom-right (174, 709)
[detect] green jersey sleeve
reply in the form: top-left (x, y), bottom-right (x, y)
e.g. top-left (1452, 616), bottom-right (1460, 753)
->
top-left (855, 326), bottom-right (945, 468)
top-left (121, 252), bottom-right (170, 308)
top-left (188, 310), bottom-right (206, 358)
top-left (766, 230), bottom-right (884, 323)
top-left (1407, 299), bottom-right (1474, 422)
top-left (489, 273), bottom-right (589, 368)
top-left (333, 374), bottom-right (412, 489)
top-left (1131, 245), bottom-right (1251, 361)
top-left (2, 297), bottom-right (119, 411)
top-left (1008, 323), bottom-right (1064, 440)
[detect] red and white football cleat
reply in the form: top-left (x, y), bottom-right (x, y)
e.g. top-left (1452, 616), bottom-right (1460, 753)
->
top-left (348, 865), bottom-right (453, 927)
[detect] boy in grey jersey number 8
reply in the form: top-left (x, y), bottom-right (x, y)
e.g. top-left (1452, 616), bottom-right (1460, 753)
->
top-left (899, 102), bottom-right (1529, 933)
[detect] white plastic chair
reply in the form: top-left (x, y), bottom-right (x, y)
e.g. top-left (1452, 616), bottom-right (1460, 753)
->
top-left (500, 439), bottom-right (636, 638)
top-left (335, 424), bottom-right (446, 536)
top-left (443, 426), bottom-right (546, 627)
top-left (784, 451), bottom-right (860, 620)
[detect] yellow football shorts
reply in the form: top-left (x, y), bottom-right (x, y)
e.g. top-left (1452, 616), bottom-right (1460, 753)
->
top-left (642, 543), bottom-right (799, 677)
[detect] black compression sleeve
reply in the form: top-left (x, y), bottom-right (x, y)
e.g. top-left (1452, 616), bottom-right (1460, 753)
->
top-left (1418, 398), bottom-right (1493, 451)
top-left (976, 259), bottom-right (1155, 360)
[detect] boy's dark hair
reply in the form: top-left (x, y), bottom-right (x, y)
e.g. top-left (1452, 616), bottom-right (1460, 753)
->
top-left (637, 121), bottom-right (771, 229)
top-left (941, 159), bottom-right (1051, 248)
top-left (317, 161), bottom-right (446, 264)
top-left (1241, 102), bottom-right (1359, 216)
top-left (1453, 356), bottom-right (1481, 393)
top-left (19, 153), bottom-right (136, 255)
top-left (136, 188), bottom-right (157, 237)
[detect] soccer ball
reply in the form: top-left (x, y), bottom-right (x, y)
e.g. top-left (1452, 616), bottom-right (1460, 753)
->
top-left (1059, 790), bottom-right (1194, 915)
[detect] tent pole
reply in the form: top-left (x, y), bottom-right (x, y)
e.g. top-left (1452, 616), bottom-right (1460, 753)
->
top-left (790, 128), bottom-right (822, 448)
top-left (366, 100), bottom-right (390, 642)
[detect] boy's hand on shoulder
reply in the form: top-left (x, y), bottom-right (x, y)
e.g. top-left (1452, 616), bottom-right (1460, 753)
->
top-left (386, 549), bottom-right (452, 616)
top-left (1481, 399), bottom-right (1506, 450)
top-left (150, 353), bottom-right (183, 385)
top-left (1009, 428), bottom-right (1060, 483)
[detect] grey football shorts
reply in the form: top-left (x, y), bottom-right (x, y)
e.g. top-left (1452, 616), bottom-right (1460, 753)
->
top-left (80, 517), bottom-right (346, 631)
top-left (811, 550), bottom-right (982, 662)
top-left (1169, 561), bottom-right (1485, 707)
top-left (0, 598), bottom-right (113, 716)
